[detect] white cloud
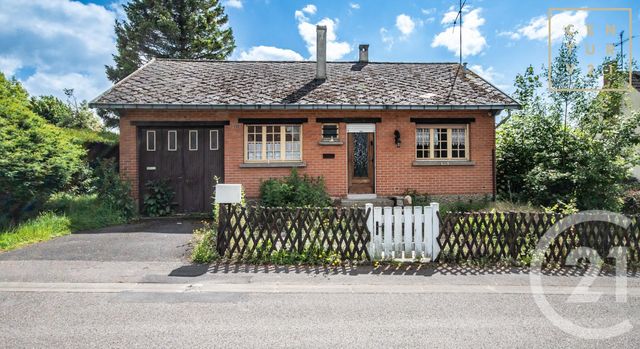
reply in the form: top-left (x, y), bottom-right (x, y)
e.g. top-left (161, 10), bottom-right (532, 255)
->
top-left (224, 0), bottom-right (243, 9)
top-left (396, 14), bottom-right (416, 36)
top-left (238, 46), bottom-right (304, 61)
top-left (431, 8), bottom-right (487, 57)
top-left (302, 4), bottom-right (317, 15)
top-left (421, 8), bottom-right (436, 15)
top-left (22, 72), bottom-right (106, 102)
top-left (109, 0), bottom-right (128, 21)
top-left (350, 3), bottom-right (360, 10)
top-left (470, 65), bottom-right (510, 90)
top-left (0, 56), bottom-right (22, 77)
top-left (507, 11), bottom-right (588, 43)
top-left (295, 7), bottom-right (351, 60)
top-left (0, 0), bottom-right (116, 101)
top-left (380, 27), bottom-right (394, 50)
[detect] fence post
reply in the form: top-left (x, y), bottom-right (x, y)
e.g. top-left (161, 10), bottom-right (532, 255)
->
top-left (216, 203), bottom-right (228, 256)
top-left (430, 202), bottom-right (440, 261)
top-left (365, 203), bottom-right (374, 258)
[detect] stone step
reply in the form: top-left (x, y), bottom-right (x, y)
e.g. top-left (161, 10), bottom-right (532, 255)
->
top-left (339, 197), bottom-right (395, 207)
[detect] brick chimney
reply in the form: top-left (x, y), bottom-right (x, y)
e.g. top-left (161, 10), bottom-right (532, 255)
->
top-left (359, 44), bottom-right (369, 63)
top-left (316, 25), bottom-right (327, 80)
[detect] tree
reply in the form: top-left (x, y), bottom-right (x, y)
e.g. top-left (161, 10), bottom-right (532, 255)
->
top-left (105, 0), bottom-right (235, 83)
top-left (497, 30), bottom-right (640, 211)
top-left (0, 73), bottom-right (84, 225)
top-left (29, 90), bottom-right (102, 131)
top-left (29, 95), bottom-right (72, 126)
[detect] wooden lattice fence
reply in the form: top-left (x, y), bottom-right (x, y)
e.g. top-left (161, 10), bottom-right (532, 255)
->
top-left (217, 204), bottom-right (371, 260)
top-left (438, 212), bottom-right (640, 265)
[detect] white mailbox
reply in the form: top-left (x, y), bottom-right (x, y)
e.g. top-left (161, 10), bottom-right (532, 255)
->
top-left (214, 184), bottom-right (242, 204)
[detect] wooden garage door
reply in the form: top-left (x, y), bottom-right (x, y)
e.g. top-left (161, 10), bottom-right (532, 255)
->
top-left (138, 127), bottom-right (224, 213)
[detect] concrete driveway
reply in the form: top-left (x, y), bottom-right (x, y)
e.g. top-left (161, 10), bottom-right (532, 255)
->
top-left (0, 219), bottom-right (199, 283)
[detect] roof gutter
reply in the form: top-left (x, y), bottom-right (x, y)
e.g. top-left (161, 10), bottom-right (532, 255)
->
top-left (89, 103), bottom-right (521, 111)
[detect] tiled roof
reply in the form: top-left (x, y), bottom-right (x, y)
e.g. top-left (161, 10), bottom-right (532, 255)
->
top-left (90, 59), bottom-right (519, 110)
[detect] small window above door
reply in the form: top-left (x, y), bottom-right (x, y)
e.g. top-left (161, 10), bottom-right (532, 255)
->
top-left (167, 130), bottom-right (177, 151)
top-left (189, 130), bottom-right (198, 151)
top-left (146, 130), bottom-right (156, 151)
top-left (210, 130), bottom-right (219, 150)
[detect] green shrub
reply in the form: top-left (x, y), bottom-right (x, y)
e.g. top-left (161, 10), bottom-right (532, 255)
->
top-left (622, 189), bottom-right (640, 215)
top-left (94, 159), bottom-right (136, 220)
top-left (45, 193), bottom-right (128, 231)
top-left (259, 169), bottom-right (331, 207)
top-left (143, 180), bottom-right (175, 216)
top-left (0, 73), bottom-right (84, 226)
top-left (191, 221), bottom-right (218, 263)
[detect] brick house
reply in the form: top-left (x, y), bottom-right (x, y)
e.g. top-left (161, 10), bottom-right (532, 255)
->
top-left (91, 26), bottom-right (519, 212)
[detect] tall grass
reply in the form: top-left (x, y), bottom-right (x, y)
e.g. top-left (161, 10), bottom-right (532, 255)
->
top-left (0, 212), bottom-right (71, 251)
top-left (0, 193), bottom-right (129, 251)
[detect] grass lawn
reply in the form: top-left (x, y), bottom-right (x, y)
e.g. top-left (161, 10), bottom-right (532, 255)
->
top-left (0, 193), bottom-right (129, 252)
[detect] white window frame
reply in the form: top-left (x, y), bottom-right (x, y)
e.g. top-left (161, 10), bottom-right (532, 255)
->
top-left (210, 130), bottom-right (219, 150)
top-left (188, 130), bottom-right (198, 151)
top-left (244, 124), bottom-right (303, 163)
top-left (167, 130), bottom-right (177, 151)
top-left (146, 130), bottom-right (156, 151)
top-left (415, 124), bottom-right (469, 160)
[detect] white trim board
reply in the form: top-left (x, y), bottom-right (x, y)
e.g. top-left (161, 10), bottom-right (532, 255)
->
top-left (346, 123), bottom-right (375, 133)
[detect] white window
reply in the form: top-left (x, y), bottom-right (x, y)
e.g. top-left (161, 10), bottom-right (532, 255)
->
top-left (146, 130), bottom-right (156, 151)
top-left (210, 130), bottom-right (219, 150)
top-left (245, 125), bottom-right (302, 162)
top-left (416, 125), bottom-right (468, 160)
top-left (189, 130), bottom-right (198, 151)
top-left (167, 130), bottom-right (177, 151)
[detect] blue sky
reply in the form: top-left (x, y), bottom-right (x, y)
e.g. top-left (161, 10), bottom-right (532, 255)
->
top-left (0, 0), bottom-right (638, 102)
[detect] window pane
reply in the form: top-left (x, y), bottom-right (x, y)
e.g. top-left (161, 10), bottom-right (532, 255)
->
top-left (168, 130), bottom-right (177, 151)
top-left (210, 130), bottom-right (219, 150)
top-left (266, 126), bottom-right (281, 160)
top-left (451, 128), bottom-right (466, 159)
top-left (189, 130), bottom-right (198, 151)
top-left (285, 125), bottom-right (301, 160)
top-left (146, 131), bottom-right (156, 151)
top-left (434, 128), bottom-right (448, 158)
top-left (247, 126), bottom-right (262, 160)
top-left (416, 128), bottom-right (430, 159)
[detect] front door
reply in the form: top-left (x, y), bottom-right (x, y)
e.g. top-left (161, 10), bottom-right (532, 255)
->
top-left (348, 131), bottom-right (375, 194)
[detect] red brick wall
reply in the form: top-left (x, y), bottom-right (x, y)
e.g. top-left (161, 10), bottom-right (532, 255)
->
top-left (119, 109), bottom-right (495, 200)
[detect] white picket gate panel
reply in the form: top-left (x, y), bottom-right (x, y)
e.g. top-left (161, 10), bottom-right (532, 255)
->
top-left (366, 203), bottom-right (440, 261)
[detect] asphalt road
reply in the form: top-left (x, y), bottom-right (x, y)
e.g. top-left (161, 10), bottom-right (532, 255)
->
top-left (0, 219), bottom-right (639, 348)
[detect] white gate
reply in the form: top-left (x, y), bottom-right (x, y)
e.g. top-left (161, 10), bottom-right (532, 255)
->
top-left (365, 203), bottom-right (440, 261)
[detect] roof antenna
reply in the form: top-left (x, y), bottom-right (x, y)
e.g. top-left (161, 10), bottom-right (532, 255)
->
top-left (450, 0), bottom-right (467, 65)
top-left (446, 0), bottom-right (467, 102)
top-left (613, 30), bottom-right (637, 68)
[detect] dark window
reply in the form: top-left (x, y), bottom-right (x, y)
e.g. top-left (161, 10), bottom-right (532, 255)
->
top-left (146, 130), bottom-right (156, 151)
top-left (189, 130), bottom-right (198, 151)
top-left (322, 124), bottom-right (339, 141)
top-left (168, 130), bottom-right (177, 151)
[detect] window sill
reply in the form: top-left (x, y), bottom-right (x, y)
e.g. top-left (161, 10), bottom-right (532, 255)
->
top-left (240, 162), bottom-right (307, 168)
top-left (318, 140), bottom-right (343, 146)
top-left (412, 160), bottom-right (475, 167)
